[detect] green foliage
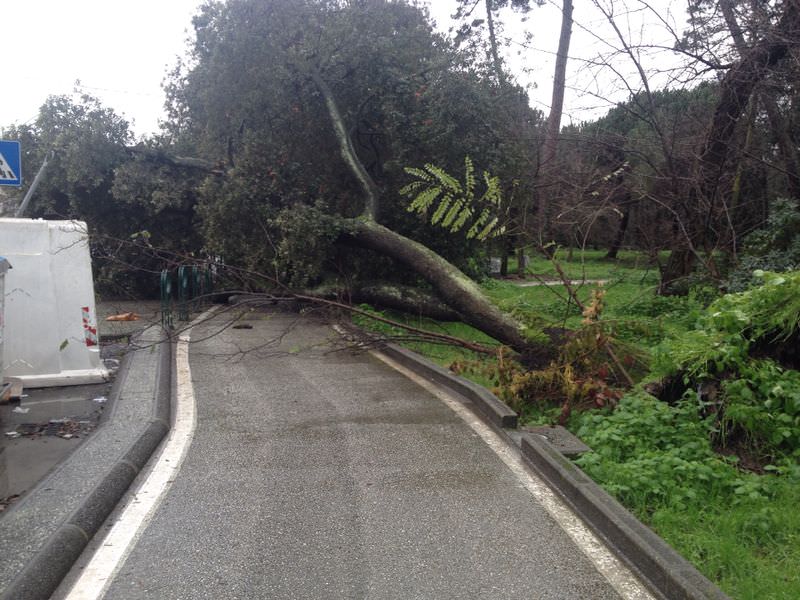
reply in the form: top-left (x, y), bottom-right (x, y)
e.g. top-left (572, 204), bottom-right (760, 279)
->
top-left (271, 204), bottom-right (347, 288)
top-left (3, 93), bottom-right (205, 297)
top-left (11, 94), bottom-right (131, 221)
top-left (651, 270), bottom-right (800, 461)
top-left (743, 200), bottom-right (800, 256)
top-left (521, 258), bottom-right (800, 597)
top-left (624, 286), bottom-right (710, 320)
top-left (722, 361), bottom-right (800, 457)
top-left (573, 390), bottom-right (800, 598)
top-left (575, 392), bottom-right (740, 510)
top-left (727, 199), bottom-right (800, 292)
top-left (655, 271), bottom-right (800, 377)
top-left (401, 157), bottom-right (505, 240)
top-left (165, 0), bottom-right (542, 284)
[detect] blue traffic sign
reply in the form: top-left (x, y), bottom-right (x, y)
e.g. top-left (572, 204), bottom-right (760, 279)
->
top-left (0, 140), bottom-right (22, 186)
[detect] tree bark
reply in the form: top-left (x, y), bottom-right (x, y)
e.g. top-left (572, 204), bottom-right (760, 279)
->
top-left (661, 0), bottom-right (800, 291)
top-left (605, 206), bottom-right (630, 260)
top-left (485, 0), bottom-right (507, 88)
top-left (302, 283), bottom-right (461, 321)
top-left (126, 145), bottom-right (224, 174)
top-left (540, 0), bottom-right (573, 169)
top-left (500, 250), bottom-right (509, 276)
top-left (309, 67), bottom-right (381, 220)
top-left (537, 0), bottom-right (574, 236)
top-left (345, 219), bottom-right (535, 354)
top-left (697, 0), bottom-right (798, 200)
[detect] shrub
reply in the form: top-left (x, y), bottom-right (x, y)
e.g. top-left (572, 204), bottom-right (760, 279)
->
top-left (727, 199), bottom-right (800, 292)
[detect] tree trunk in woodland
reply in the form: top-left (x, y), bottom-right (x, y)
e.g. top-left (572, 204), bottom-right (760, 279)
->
top-left (729, 98), bottom-right (759, 253)
top-left (500, 249), bottom-right (509, 277)
top-left (517, 247), bottom-right (526, 276)
top-left (540, 0), bottom-right (574, 169)
top-left (660, 0), bottom-right (800, 292)
top-left (537, 0), bottom-right (574, 237)
top-left (720, 0), bottom-right (800, 199)
top-left (605, 207), bottom-right (630, 260)
top-left (485, 0), bottom-right (506, 88)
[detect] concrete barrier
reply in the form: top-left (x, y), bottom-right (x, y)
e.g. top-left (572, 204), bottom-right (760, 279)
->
top-left (0, 219), bottom-right (108, 387)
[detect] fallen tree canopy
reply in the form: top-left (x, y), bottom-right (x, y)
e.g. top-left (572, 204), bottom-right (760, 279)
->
top-left (304, 38), bottom-right (545, 358)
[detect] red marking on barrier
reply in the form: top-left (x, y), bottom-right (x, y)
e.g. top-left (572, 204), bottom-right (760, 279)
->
top-left (82, 306), bottom-right (98, 347)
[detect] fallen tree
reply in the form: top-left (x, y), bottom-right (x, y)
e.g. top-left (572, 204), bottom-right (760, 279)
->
top-left (138, 0), bottom-right (551, 359)
top-left (306, 63), bottom-right (539, 355)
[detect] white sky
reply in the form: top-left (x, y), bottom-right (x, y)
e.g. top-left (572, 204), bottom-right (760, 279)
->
top-left (0, 0), bottom-right (687, 138)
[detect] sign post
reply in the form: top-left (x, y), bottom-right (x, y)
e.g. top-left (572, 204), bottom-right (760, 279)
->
top-left (0, 141), bottom-right (22, 187)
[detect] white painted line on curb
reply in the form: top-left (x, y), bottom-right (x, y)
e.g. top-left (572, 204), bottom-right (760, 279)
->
top-left (63, 308), bottom-right (218, 600)
top-left (372, 350), bottom-right (655, 600)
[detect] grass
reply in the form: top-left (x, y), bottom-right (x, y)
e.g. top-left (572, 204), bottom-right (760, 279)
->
top-left (509, 247), bottom-right (663, 281)
top-left (650, 484), bottom-right (800, 599)
top-left (350, 310), bottom-right (499, 389)
top-left (350, 248), bottom-right (800, 599)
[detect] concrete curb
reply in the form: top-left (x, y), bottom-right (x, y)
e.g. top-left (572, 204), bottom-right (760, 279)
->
top-left (521, 435), bottom-right (730, 600)
top-left (377, 343), bottom-right (517, 429)
top-left (373, 340), bottom-right (729, 600)
top-left (0, 330), bottom-right (173, 600)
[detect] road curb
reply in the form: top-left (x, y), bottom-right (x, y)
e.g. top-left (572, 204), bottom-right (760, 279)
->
top-left (372, 339), bottom-right (729, 600)
top-left (376, 342), bottom-right (518, 429)
top-left (0, 329), bottom-right (173, 600)
top-left (521, 434), bottom-right (730, 600)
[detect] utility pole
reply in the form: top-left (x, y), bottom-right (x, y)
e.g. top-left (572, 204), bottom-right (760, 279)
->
top-left (15, 151), bottom-right (52, 218)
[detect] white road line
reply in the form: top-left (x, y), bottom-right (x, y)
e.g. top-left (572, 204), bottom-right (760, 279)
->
top-left (63, 308), bottom-right (217, 600)
top-left (371, 350), bottom-right (655, 600)
top-left (18, 397), bottom-right (94, 406)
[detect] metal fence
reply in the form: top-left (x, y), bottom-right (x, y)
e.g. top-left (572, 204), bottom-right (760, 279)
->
top-left (160, 265), bottom-right (214, 328)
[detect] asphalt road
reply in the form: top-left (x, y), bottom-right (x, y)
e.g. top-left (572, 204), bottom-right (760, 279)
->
top-left (65, 309), bottom-right (635, 599)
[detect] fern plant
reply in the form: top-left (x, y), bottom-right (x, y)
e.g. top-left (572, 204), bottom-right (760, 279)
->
top-left (400, 156), bottom-right (505, 241)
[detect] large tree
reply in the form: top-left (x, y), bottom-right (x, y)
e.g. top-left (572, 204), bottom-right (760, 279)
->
top-left (3, 93), bottom-right (205, 295)
top-left (164, 0), bottom-right (543, 354)
top-left (660, 0), bottom-right (800, 289)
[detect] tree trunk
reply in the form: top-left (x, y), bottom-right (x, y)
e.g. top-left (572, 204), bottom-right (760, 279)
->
top-left (537, 0), bottom-right (574, 237)
top-left (485, 0), bottom-right (507, 88)
top-left (302, 283), bottom-right (461, 322)
top-left (345, 219), bottom-right (535, 355)
top-left (500, 249), bottom-right (509, 277)
top-left (540, 0), bottom-right (573, 170)
top-left (697, 1), bottom-right (798, 199)
top-left (661, 0), bottom-right (800, 291)
top-left (720, 0), bottom-right (800, 199)
top-left (605, 207), bottom-right (630, 260)
top-left (126, 145), bottom-right (223, 174)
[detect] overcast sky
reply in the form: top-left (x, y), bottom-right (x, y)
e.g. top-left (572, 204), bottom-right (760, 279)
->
top-left (1, 0), bottom-right (686, 138)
